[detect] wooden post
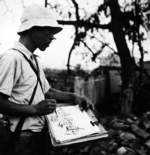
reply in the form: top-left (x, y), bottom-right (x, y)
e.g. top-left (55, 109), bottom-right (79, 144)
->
top-left (74, 76), bottom-right (84, 96)
top-left (121, 88), bottom-right (133, 118)
top-left (74, 76), bottom-right (106, 107)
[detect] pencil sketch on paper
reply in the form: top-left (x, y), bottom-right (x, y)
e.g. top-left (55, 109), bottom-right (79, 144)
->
top-left (50, 107), bottom-right (85, 135)
top-left (47, 105), bottom-right (102, 143)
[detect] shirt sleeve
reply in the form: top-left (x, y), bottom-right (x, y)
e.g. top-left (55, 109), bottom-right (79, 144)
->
top-left (43, 77), bottom-right (51, 93)
top-left (0, 54), bottom-right (21, 96)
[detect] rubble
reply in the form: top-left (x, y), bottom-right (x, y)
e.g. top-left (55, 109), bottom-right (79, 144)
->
top-left (50, 111), bottom-right (150, 155)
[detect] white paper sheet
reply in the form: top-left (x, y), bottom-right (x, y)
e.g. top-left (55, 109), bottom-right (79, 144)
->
top-left (47, 105), bottom-right (101, 143)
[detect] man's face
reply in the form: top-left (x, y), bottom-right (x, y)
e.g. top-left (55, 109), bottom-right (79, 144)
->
top-left (30, 27), bottom-right (56, 51)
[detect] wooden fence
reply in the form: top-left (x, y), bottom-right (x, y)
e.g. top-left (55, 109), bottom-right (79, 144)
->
top-left (74, 76), bottom-right (106, 106)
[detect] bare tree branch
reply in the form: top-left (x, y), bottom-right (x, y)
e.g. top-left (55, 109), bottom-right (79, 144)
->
top-left (80, 39), bottom-right (94, 55)
top-left (57, 20), bottom-right (110, 29)
top-left (72, 0), bottom-right (79, 20)
top-left (45, 0), bottom-right (47, 7)
top-left (88, 33), bottom-right (117, 54)
top-left (65, 0), bottom-right (80, 82)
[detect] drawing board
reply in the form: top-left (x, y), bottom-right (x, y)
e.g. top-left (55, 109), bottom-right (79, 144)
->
top-left (47, 105), bottom-right (100, 143)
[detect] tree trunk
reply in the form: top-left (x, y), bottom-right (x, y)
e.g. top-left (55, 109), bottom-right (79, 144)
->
top-left (108, 0), bottom-right (133, 117)
top-left (108, 0), bottom-right (133, 91)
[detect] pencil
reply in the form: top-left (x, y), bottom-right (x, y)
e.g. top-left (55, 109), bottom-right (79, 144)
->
top-left (55, 110), bottom-right (58, 116)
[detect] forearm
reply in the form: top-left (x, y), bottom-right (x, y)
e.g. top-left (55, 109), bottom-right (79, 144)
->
top-left (0, 100), bottom-right (36, 117)
top-left (45, 88), bottom-right (75, 104)
top-left (45, 88), bottom-right (94, 110)
top-left (0, 94), bottom-right (36, 116)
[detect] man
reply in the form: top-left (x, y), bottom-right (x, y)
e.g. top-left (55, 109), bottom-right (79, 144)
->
top-left (0, 4), bottom-right (94, 155)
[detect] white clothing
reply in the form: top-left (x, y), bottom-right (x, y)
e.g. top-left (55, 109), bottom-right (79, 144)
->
top-left (0, 41), bottom-right (50, 132)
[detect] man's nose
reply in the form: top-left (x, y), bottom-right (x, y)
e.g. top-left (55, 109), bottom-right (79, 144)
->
top-left (49, 36), bottom-right (56, 41)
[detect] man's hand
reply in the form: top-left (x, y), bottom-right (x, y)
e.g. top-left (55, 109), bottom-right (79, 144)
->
top-left (73, 93), bottom-right (94, 111)
top-left (34, 99), bottom-right (57, 115)
top-left (45, 88), bottom-right (94, 111)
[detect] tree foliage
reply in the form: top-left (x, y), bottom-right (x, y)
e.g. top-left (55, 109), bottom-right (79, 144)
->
top-left (47, 0), bottom-right (150, 90)
top-left (1, 0), bottom-right (149, 90)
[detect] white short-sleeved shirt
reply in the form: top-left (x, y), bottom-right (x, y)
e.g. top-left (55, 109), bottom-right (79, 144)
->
top-left (0, 41), bottom-right (50, 132)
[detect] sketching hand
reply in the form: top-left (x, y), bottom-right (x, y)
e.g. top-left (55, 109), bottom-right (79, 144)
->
top-left (73, 93), bottom-right (94, 111)
top-left (35, 99), bottom-right (57, 115)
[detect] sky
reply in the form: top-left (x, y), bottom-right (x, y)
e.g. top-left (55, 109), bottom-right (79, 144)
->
top-left (0, 0), bottom-right (150, 70)
top-left (0, 0), bottom-right (101, 70)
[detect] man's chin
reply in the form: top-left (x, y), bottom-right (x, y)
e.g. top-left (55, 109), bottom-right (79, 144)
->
top-left (39, 46), bottom-right (48, 51)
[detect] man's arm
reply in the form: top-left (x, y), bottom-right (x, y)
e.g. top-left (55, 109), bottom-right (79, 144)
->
top-left (0, 93), bottom-right (56, 116)
top-left (45, 88), bottom-right (75, 103)
top-left (45, 88), bottom-right (94, 110)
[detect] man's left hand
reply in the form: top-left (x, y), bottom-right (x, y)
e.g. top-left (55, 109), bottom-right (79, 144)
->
top-left (73, 93), bottom-right (94, 111)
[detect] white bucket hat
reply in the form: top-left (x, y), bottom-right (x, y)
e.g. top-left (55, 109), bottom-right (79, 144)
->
top-left (17, 4), bottom-right (62, 35)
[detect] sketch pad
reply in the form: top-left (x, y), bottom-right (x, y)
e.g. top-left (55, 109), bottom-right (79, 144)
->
top-left (47, 104), bottom-right (108, 147)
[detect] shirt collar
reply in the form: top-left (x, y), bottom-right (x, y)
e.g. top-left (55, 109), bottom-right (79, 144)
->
top-left (13, 41), bottom-right (34, 60)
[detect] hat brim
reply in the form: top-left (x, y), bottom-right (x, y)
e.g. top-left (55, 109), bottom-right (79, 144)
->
top-left (17, 19), bottom-right (62, 35)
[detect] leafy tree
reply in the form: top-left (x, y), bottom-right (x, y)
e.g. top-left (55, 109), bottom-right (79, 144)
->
top-left (1, 0), bottom-right (149, 91)
top-left (47, 0), bottom-right (150, 91)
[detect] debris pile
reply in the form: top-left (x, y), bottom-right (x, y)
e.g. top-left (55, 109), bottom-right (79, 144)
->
top-left (88, 111), bottom-right (150, 155)
top-left (50, 111), bottom-right (150, 155)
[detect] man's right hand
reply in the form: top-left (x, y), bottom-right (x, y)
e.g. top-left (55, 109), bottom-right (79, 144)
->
top-left (34, 99), bottom-right (57, 115)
